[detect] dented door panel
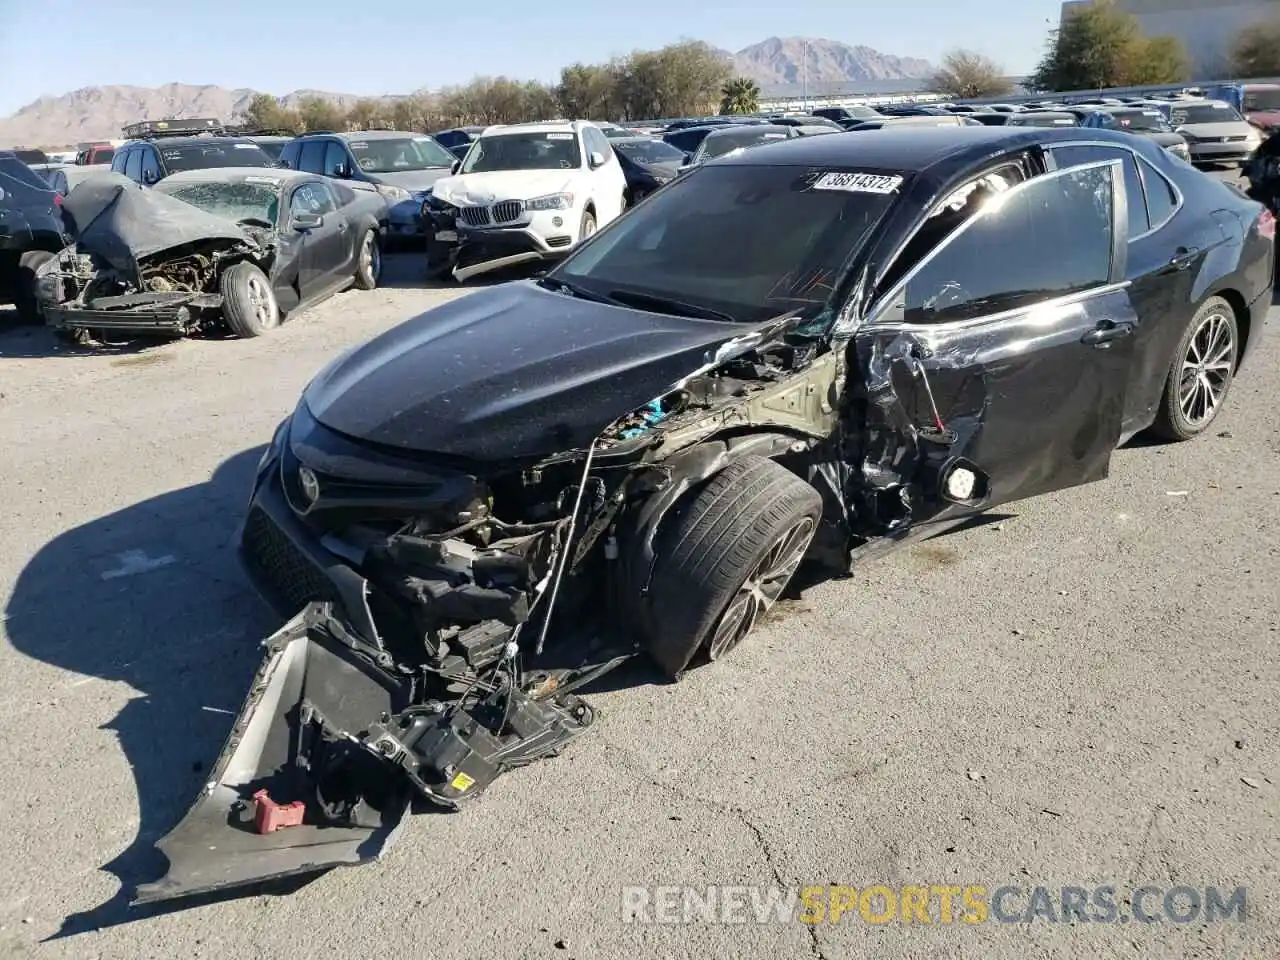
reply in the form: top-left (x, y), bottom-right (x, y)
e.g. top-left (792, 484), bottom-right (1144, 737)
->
top-left (854, 286), bottom-right (1138, 531)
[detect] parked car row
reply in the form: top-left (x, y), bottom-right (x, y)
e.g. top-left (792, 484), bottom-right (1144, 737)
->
top-left (132, 121), bottom-right (1274, 904)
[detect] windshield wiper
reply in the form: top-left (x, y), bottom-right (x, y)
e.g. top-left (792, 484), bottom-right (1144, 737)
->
top-left (536, 276), bottom-right (616, 304)
top-left (605, 289), bottom-right (737, 323)
top-left (237, 217), bottom-right (273, 228)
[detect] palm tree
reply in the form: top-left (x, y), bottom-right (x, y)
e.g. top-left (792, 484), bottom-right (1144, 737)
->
top-left (719, 76), bottom-right (761, 115)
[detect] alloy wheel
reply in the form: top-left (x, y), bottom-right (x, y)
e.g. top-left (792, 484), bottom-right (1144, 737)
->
top-left (361, 233), bottom-right (380, 280)
top-left (1178, 309), bottom-right (1235, 426)
top-left (246, 274), bottom-right (276, 328)
top-left (706, 515), bottom-right (815, 660)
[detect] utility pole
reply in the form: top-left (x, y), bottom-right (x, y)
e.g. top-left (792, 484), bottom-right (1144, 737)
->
top-left (802, 39), bottom-right (809, 111)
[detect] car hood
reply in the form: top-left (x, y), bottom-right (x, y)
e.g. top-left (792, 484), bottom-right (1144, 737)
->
top-left (303, 280), bottom-right (760, 461)
top-left (1136, 131), bottom-right (1186, 147)
top-left (430, 170), bottom-right (578, 207)
top-left (635, 160), bottom-right (681, 180)
top-left (1177, 121), bottom-right (1254, 138)
top-left (370, 168), bottom-right (454, 193)
top-left (61, 174), bottom-right (253, 273)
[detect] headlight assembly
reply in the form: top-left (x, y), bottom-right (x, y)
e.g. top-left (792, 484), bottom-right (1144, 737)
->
top-left (375, 183), bottom-right (413, 203)
top-left (526, 192), bottom-right (574, 211)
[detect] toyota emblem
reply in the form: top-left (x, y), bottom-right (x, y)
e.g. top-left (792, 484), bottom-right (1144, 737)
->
top-left (298, 466), bottom-right (320, 505)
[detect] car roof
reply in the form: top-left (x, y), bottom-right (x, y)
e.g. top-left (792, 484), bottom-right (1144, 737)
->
top-left (157, 166), bottom-right (312, 187)
top-left (121, 135), bottom-right (258, 148)
top-left (705, 124), bottom-right (792, 138)
top-left (611, 136), bottom-right (669, 144)
top-left (712, 125), bottom-right (1140, 173)
top-left (479, 121), bottom-right (581, 136)
top-left (334, 129), bottom-right (430, 140)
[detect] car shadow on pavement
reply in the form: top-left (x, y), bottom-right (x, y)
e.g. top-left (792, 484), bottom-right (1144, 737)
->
top-left (0, 319), bottom-right (178, 360)
top-left (2, 445), bottom-right (316, 938)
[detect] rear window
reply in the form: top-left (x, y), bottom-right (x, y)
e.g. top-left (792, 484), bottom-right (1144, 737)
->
top-left (159, 141), bottom-right (273, 172)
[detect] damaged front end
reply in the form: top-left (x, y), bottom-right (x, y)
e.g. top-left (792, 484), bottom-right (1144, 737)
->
top-left (40, 175), bottom-right (274, 337)
top-left (144, 305), bottom-right (839, 903)
top-left (39, 238), bottom-right (271, 337)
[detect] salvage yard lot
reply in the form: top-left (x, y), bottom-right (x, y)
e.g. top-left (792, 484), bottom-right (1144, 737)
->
top-left (2, 218), bottom-right (1278, 956)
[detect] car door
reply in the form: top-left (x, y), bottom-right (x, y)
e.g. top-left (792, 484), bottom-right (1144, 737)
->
top-left (849, 160), bottom-right (1137, 530)
top-left (287, 180), bottom-right (348, 297)
top-left (1046, 143), bottom-right (1220, 434)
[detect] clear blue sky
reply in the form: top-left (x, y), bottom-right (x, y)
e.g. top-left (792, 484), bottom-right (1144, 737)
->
top-left (0, 0), bottom-right (1066, 116)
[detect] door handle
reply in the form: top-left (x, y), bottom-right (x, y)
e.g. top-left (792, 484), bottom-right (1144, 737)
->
top-left (1081, 318), bottom-right (1134, 346)
top-left (1169, 246), bottom-right (1197, 270)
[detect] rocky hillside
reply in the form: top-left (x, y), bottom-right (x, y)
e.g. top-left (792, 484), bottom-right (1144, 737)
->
top-left (0, 83), bottom-right (369, 147)
top-left (731, 36), bottom-right (933, 87)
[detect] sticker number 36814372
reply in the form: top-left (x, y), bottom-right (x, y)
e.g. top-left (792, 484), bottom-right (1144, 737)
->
top-left (812, 171), bottom-right (904, 194)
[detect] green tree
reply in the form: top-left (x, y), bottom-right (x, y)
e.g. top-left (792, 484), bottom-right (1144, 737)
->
top-left (557, 63), bottom-right (617, 119)
top-left (719, 76), bottom-right (761, 114)
top-left (240, 93), bottom-right (300, 133)
top-left (1230, 17), bottom-right (1280, 78)
top-left (928, 50), bottom-right (1013, 99)
top-left (1029, 0), bottom-right (1188, 92)
top-left (295, 95), bottom-right (346, 132)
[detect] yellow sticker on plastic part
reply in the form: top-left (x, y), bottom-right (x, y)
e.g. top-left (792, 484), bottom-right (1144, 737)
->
top-left (451, 772), bottom-right (476, 791)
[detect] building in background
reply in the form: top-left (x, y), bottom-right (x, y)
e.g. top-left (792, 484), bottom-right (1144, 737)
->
top-left (1060, 0), bottom-right (1280, 77)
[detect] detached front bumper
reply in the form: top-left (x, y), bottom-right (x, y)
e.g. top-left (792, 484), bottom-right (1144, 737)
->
top-left (41, 291), bottom-right (214, 335)
top-left (423, 202), bottom-right (580, 281)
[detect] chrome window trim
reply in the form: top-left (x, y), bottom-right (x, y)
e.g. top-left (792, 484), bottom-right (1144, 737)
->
top-left (863, 158), bottom-right (1125, 330)
top-left (1046, 138), bottom-right (1185, 239)
top-left (870, 280), bottom-right (1133, 334)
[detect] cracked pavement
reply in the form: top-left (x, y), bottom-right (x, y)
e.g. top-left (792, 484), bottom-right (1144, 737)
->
top-left (1, 202), bottom-right (1278, 958)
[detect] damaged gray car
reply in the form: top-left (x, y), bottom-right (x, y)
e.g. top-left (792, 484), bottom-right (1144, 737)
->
top-left (138, 127), bottom-right (1272, 903)
top-left (37, 168), bottom-right (388, 341)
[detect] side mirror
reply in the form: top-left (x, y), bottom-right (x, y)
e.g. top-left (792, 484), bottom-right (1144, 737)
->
top-left (589, 150), bottom-right (606, 168)
top-left (330, 163), bottom-right (350, 178)
top-left (142, 169), bottom-right (158, 185)
top-left (292, 212), bottom-right (323, 230)
top-left (680, 153), bottom-right (692, 167)
top-left (450, 160), bottom-right (461, 174)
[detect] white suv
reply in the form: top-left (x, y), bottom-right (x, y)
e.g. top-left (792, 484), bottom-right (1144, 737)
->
top-left (428, 120), bottom-right (628, 280)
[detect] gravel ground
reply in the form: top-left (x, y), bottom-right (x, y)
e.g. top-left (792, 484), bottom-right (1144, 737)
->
top-left (1, 181), bottom-right (1277, 959)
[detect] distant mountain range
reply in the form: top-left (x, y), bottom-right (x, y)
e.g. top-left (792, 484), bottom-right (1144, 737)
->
top-left (0, 36), bottom-right (934, 146)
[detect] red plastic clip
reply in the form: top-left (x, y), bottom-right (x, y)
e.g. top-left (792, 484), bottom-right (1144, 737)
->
top-left (252, 789), bottom-right (305, 834)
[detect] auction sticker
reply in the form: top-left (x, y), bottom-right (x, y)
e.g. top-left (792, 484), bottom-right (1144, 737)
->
top-left (812, 171), bottom-right (903, 194)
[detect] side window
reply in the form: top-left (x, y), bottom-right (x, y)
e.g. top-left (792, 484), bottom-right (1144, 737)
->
top-left (897, 163), bottom-right (1116, 325)
top-left (1052, 144), bottom-right (1147, 236)
top-left (140, 148), bottom-right (161, 183)
top-left (278, 141), bottom-right (300, 169)
top-left (584, 128), bottom-right (611, 163)
top-left (291, 182), bottom-right (336, 216)
top-left (125, 148), bottom-right (143, 182)
top-left (1136, 157), bottom-right (1179, 227)
top-left (111, 147), bottom-right (130, 174)
top-left (298, 140), bottom-right (327, 174)
top-left (322, 141), bottom-right (348, 177)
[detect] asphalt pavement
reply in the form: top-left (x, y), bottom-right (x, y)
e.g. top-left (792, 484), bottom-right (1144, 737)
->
top-left (0, 172), bottom-right (1276, 959)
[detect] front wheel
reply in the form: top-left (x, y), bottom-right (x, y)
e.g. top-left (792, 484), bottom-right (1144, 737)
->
top-left (14, 250), bottom-right (54, 324)
top-left (1149, 295), bottom-right (1239, 441)
top-left (220, 262), bottom-right (280, 338)
top-left (579, 208), bottom-right (596, 242)
top-left (642, 456), bottom-right (823, 678)
top-left (353, 229), bottom-right (381, 290)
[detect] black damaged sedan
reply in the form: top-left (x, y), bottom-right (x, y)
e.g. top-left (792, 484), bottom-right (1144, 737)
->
top-left (141, 126), bottom-right (1272, 902)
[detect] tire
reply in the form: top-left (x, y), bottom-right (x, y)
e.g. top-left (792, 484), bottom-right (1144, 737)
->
top-left (14, 250), bottom-right (54, 324)
top-left (1149, 295), bottom-right (1239, 442)
top-left (220, 262), bottom-right (280, 338)
top-left (353, 228), bottom-right (381, 290)
top-left (642, 456), bottom-right (823, 678)
top-left (579, 208), bottom-right (596, 242)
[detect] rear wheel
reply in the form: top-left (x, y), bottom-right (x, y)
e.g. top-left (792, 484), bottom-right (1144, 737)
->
top-left (641, 456), bottom-right (823, 678)
top-left (353, 229), bottom-right (381, 290)
top-left (1149, 295), bottom-right (1238, 441)
top-left (221, 262), bottom-right (280, 338)
top-left (14, 250), bottom-right (54, 324)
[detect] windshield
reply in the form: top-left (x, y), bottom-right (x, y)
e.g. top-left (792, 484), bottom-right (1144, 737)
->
top-left (1171, 103), bottom-right (1243, 125)
top-left (347, 136), bottom-right (453, 172)
top-left (157, 180), bottom-right (280, 224)
top-left (613, 139), bottom-right (685, 164)
top-left (550, 164), bottom-right (900, 324)
top-left (1243, 87), bottom-right (1280, 111)
top-left (461, 131), bottom-right (582, 173)
top-left (698, 130), bottom-right (790, 161)
top-left (160, 142), bottom-right (273, 172)
top-left (1111, 110), bottom-right (1171, 131)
